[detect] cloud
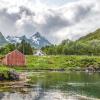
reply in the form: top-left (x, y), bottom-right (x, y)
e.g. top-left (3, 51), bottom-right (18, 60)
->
top-left (38, 2), bottom-right (93, 35)
top-left (0, 0), bottom-right (100, 44)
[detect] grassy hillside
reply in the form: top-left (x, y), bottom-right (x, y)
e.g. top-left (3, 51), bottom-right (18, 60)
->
top-left (0, 55), bottom-right (100, 71)
top-left (20, 55), bottom-right (100, 70)
top-left (78, 29), bottom-right (100, 42)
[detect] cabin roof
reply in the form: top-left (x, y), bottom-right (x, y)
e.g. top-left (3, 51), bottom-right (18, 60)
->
top-left (6, 49), bottom-right (24, 57)
top-left (0, 50), bottom-right (24, 60)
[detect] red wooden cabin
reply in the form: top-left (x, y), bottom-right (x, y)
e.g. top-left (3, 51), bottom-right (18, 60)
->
top-left (2, 50), bottom-right (26, 66)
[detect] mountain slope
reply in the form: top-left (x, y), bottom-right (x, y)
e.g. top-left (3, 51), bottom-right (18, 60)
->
top-left (0, 32), bottom-right (7, 46)
top-left (78, 29), bottom-right (100, 42)
top-left (6, 36), bottom-right (22, 44)
top-left (6, 35), bottom-right (30, 44)
top-left (6, 32), bottom-right (51, 48)
top-left (30, 32), bottom-right (51, 48)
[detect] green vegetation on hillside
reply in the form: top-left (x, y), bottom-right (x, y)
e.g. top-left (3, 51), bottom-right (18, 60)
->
top-left (42, 40), bottom-right (100, 55)
top-left (79, 29), bottom-right (100, 42)
top-left (42, 29), bottom-right (100, 56)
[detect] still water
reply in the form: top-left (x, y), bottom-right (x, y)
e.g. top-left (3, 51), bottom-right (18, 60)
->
top-left (0, 72), bottom-right (100, 100)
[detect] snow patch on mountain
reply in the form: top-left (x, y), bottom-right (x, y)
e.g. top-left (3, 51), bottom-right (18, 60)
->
top-left (6, 32), bottom-right (51, 48)
top-left (31, 36), bottom-right (40, 45)
top-left (6, 36), bottom-right (22, 43)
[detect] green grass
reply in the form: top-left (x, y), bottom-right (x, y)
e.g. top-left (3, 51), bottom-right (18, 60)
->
top-left (1, 55), bottom-right (100, 71)
top-left (25, 55), bottom-right (100, 70)
top-left (0, 66), bottom-right (10, 73)
top-left (0, 66), bottom-right (13, 80)
top-left (79, 29), bottom-right (100, 42)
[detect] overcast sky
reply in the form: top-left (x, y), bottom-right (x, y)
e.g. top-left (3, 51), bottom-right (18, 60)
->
top-left (0, 0), bottom-right (100, 44)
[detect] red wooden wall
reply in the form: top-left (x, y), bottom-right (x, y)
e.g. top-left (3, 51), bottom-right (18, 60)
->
top-left (2, 50), bottom-right (25, 66)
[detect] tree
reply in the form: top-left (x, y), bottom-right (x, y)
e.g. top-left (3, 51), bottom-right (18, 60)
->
top-left (0, 43), bottom-right (16, 54)
top-left (18, 39), bottom-right (33, 55)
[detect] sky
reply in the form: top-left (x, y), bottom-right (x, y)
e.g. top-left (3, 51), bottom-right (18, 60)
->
top-left (0, 0), bottom-right (100, 44)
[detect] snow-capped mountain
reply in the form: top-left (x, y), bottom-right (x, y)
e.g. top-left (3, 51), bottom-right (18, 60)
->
top-left (30, 32), bottom-right (51, 48)
top-left (6, 32), bottom-right (51, 48)
top-left (6, 35), bottom-right (30, 44)
top-left (6, 36), bottom-right (22, 44)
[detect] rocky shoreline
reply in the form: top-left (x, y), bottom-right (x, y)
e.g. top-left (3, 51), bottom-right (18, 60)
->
top-left (0, 70), bottom-right (27, 81)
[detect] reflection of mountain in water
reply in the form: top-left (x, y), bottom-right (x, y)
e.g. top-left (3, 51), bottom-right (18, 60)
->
top-left (33, 84), bottom-right (45, 100)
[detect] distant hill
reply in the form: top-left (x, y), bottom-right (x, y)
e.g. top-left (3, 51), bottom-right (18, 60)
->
top-left (78, 29), bottom-right (100, 42)
top-left (0, 32), bottom-right (7, 46)
top-left (6, 32), bottom-right (51, 48)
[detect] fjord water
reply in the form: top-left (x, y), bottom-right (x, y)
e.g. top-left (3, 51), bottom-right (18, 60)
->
top-left (0, 72), bottom-right (100, 100)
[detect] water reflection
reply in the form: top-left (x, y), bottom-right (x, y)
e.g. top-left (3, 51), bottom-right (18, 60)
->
top-left (0, 72), bottom-right (100, 100)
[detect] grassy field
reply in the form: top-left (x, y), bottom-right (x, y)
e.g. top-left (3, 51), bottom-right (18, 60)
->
top-left (1, 55), bottom-right (100, 71)
top-left (25, 55), bottom-right (100, 70)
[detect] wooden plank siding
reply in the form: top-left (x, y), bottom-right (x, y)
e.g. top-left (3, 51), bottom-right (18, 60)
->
top-left (2, 50), bottom-right (26, 66)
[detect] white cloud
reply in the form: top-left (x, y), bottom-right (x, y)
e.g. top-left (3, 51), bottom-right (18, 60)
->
top-left (0, 0), bottom-right (100, 44)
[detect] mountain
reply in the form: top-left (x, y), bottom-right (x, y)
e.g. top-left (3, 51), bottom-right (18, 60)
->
top-left (6, 36), bottom-right (22, 44)
top-left (30, 32), bottom-right (51, 48)
top-left (6, 35), bottom-right (30, 44)
top-left (0, 32), bottom-right (7, 46)
top-left (78, 29), bottom-right (100, 42)
top-left (6, 32), bottom-right (51, 48)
